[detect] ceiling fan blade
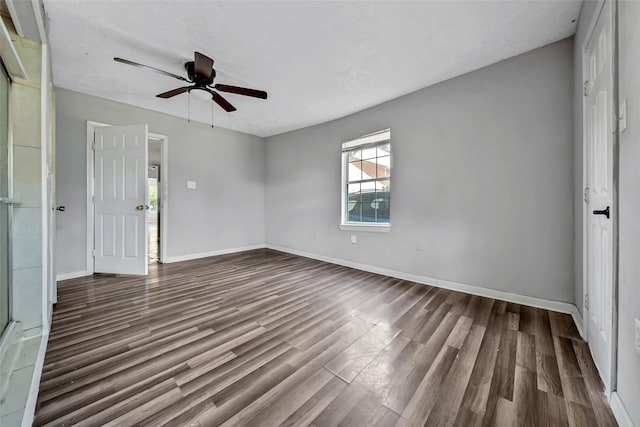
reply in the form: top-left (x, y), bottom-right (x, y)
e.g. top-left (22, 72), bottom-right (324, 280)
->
top-left (194, 52), bottom-right (214, 79)
top-left (114, 57), bottom-right (189, 82)
top-left (214, 84), bottom-right (268, 99)
top-left (205, 88), bottom-right (236, 112)
top-left (156, 87), bottom-right (191, 98)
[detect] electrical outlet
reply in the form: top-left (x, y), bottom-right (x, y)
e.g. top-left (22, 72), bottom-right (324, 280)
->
top-left (350, 235), bottom-right (357, 244)
top-left (635, 318), bottom-right (640, 355)
top-left (187, 180), bottom-right (197, 190)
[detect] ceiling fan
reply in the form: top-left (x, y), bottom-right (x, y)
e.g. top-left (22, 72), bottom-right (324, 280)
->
top-left (113, 52), bottom-right (267, 113)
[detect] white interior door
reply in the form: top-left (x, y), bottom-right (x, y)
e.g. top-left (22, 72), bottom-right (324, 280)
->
top-left (94, 125), bottom-right (149, 275)
top-left (585, 1), bottom-right (614, 390)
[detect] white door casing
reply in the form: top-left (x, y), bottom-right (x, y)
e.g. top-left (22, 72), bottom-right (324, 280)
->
top-left (94, 125), bottom-right (149, 275)
top-left (584, 0), bottom-right (614, 392)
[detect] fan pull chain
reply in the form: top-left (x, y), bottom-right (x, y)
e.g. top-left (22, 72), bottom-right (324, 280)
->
top-left (211, 100), bottom-right (214, 128)
top-left (187, 91), bottom-right (191, 123)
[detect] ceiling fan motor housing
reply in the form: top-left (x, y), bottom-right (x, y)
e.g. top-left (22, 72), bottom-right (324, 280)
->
top-left (185, 61), bottom-right (215, 86)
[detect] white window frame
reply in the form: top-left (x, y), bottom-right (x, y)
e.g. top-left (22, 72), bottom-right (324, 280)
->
top-left (340, 129), bottom-right (391, 233)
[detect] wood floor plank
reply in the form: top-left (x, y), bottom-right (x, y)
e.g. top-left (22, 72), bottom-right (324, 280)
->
top-left (537, 352), bottom-right (564, 397)
top-left (513, 365), bottom-right (538, 426)
top-left (220, 367), bottom-right (335, 426)
top-left (554, 336), bottom-right (591, 407)
top-left (325, 323), bottom-right (400, 382)
top-left (457, 299), bottom-right (505, 418)
top-left (571, 340), bottom-right (617, 426)
top-left (310, 382), bottom-right (371, 427)
top-left (400, 344), bottom-right (458, 424)
top-left (493, 397), bottom-right (517, 427)
top-left (280, 376), bottom-right (348, 427)
top-left (336, 391), bottom-right (390, 427)
top-left (424, 324), bottom-right (486, 426)
top-left (536, 390), bottom-right (569, 427)
top-left (34, 249), bottom-right (616, 427)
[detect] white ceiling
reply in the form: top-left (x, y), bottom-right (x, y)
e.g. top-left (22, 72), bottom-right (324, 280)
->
top-left (44, 1), bottom-right (581, 137)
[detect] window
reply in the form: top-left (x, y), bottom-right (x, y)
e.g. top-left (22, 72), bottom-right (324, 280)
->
top-left (341, 129), bottom-right (391, 231)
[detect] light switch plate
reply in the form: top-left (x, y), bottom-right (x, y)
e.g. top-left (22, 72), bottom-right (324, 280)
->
top-left (350, 235), bottom-right (357, 244)
top-left (187, 180), bottom-right (197, 190)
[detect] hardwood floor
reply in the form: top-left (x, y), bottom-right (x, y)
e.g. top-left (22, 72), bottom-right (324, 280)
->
top-left (35, 249), bottom-right (616, 426)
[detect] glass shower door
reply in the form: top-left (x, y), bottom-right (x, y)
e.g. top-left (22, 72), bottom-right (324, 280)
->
top-left (0, 64), bottom-right (10, 336)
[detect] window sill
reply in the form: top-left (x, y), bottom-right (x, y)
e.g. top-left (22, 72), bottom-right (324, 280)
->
top-left (339, 224), bottom-right (391, 233)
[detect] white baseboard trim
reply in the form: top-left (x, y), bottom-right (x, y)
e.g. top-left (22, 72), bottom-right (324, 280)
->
top-left (568, 305), bottom-right (585, 340)
top-left (22, 326), bottom-right (42, 339)
top-left (163, 244), bottom-right (266, 264)
top-left (610, 392), bottom-right (634, 427)
top-left (266, 244), bottom-right (579, 317)
top-left (56, 270), bottom-right (89, 282)
top-left (21, 332), bottom-right (48, 427)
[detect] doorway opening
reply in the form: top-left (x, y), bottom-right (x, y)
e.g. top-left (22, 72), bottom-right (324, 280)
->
top-left (148, 138), bottom-right (162, 264)
top-left (85, 122), bottom-right (168, 275)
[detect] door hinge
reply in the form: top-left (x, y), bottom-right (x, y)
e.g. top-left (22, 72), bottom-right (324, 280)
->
top-left (583, 80), bottom-right (590, 97)
top-left (584, 293), bottom-right (589, 310)
top-left (92, 249), bottom-right (96, 257)
top-left (584, 187), bottom-right (590, 204)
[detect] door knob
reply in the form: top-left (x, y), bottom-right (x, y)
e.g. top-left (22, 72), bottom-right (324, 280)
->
top-left (592, 206), bottom-right (610, 219)
top-left (55, 206), bottom-right (65, 212)
top-left (136, 205), bottom-right (150, 211)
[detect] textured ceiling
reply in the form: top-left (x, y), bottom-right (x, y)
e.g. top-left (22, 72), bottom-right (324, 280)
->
top-left (44, 1), bottom-right (581, 137)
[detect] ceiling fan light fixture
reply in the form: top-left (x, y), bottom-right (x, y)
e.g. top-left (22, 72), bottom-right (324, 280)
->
top-left (113, 51), bottom-right (267, 115)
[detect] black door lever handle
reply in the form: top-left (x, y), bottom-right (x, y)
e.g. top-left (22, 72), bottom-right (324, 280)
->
top-left (593, 206), bottom-right (610, 219)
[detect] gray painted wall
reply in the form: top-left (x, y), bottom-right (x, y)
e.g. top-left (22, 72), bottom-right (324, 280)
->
top-left (265, 39), bottom-right (574, 302)
top-left (616, 1), bottom-right (640, 424)
top-left (55, 88), bottom-right (265, 275)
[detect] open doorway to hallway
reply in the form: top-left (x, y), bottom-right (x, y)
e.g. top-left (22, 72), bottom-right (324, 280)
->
top-left (148, 138), bottom-right (162, 264)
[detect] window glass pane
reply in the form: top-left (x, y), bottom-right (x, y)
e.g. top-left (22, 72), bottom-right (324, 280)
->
top-left (347, 183), bottom-right (362, 222)
top-left (376, 156), bottom-right (391, 179)
top-left (376, 143), bottom-right (390, 157)
top-left (373, 189), bottom-right (390, 223)
top-left (360, 180), bottom-right (376, 193)
top-left (360, 189), bottom-right (376, 222)
top-left (361, 147), bottom-right (377, 160)
top-left (348, 149), bottom-right (362, 160)
top-left (376, 179), bottom-right (390, 192)
top-left (348, 159), bottom-right (362, 182)
top-left (360, 159), bottom-right (377, 180)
